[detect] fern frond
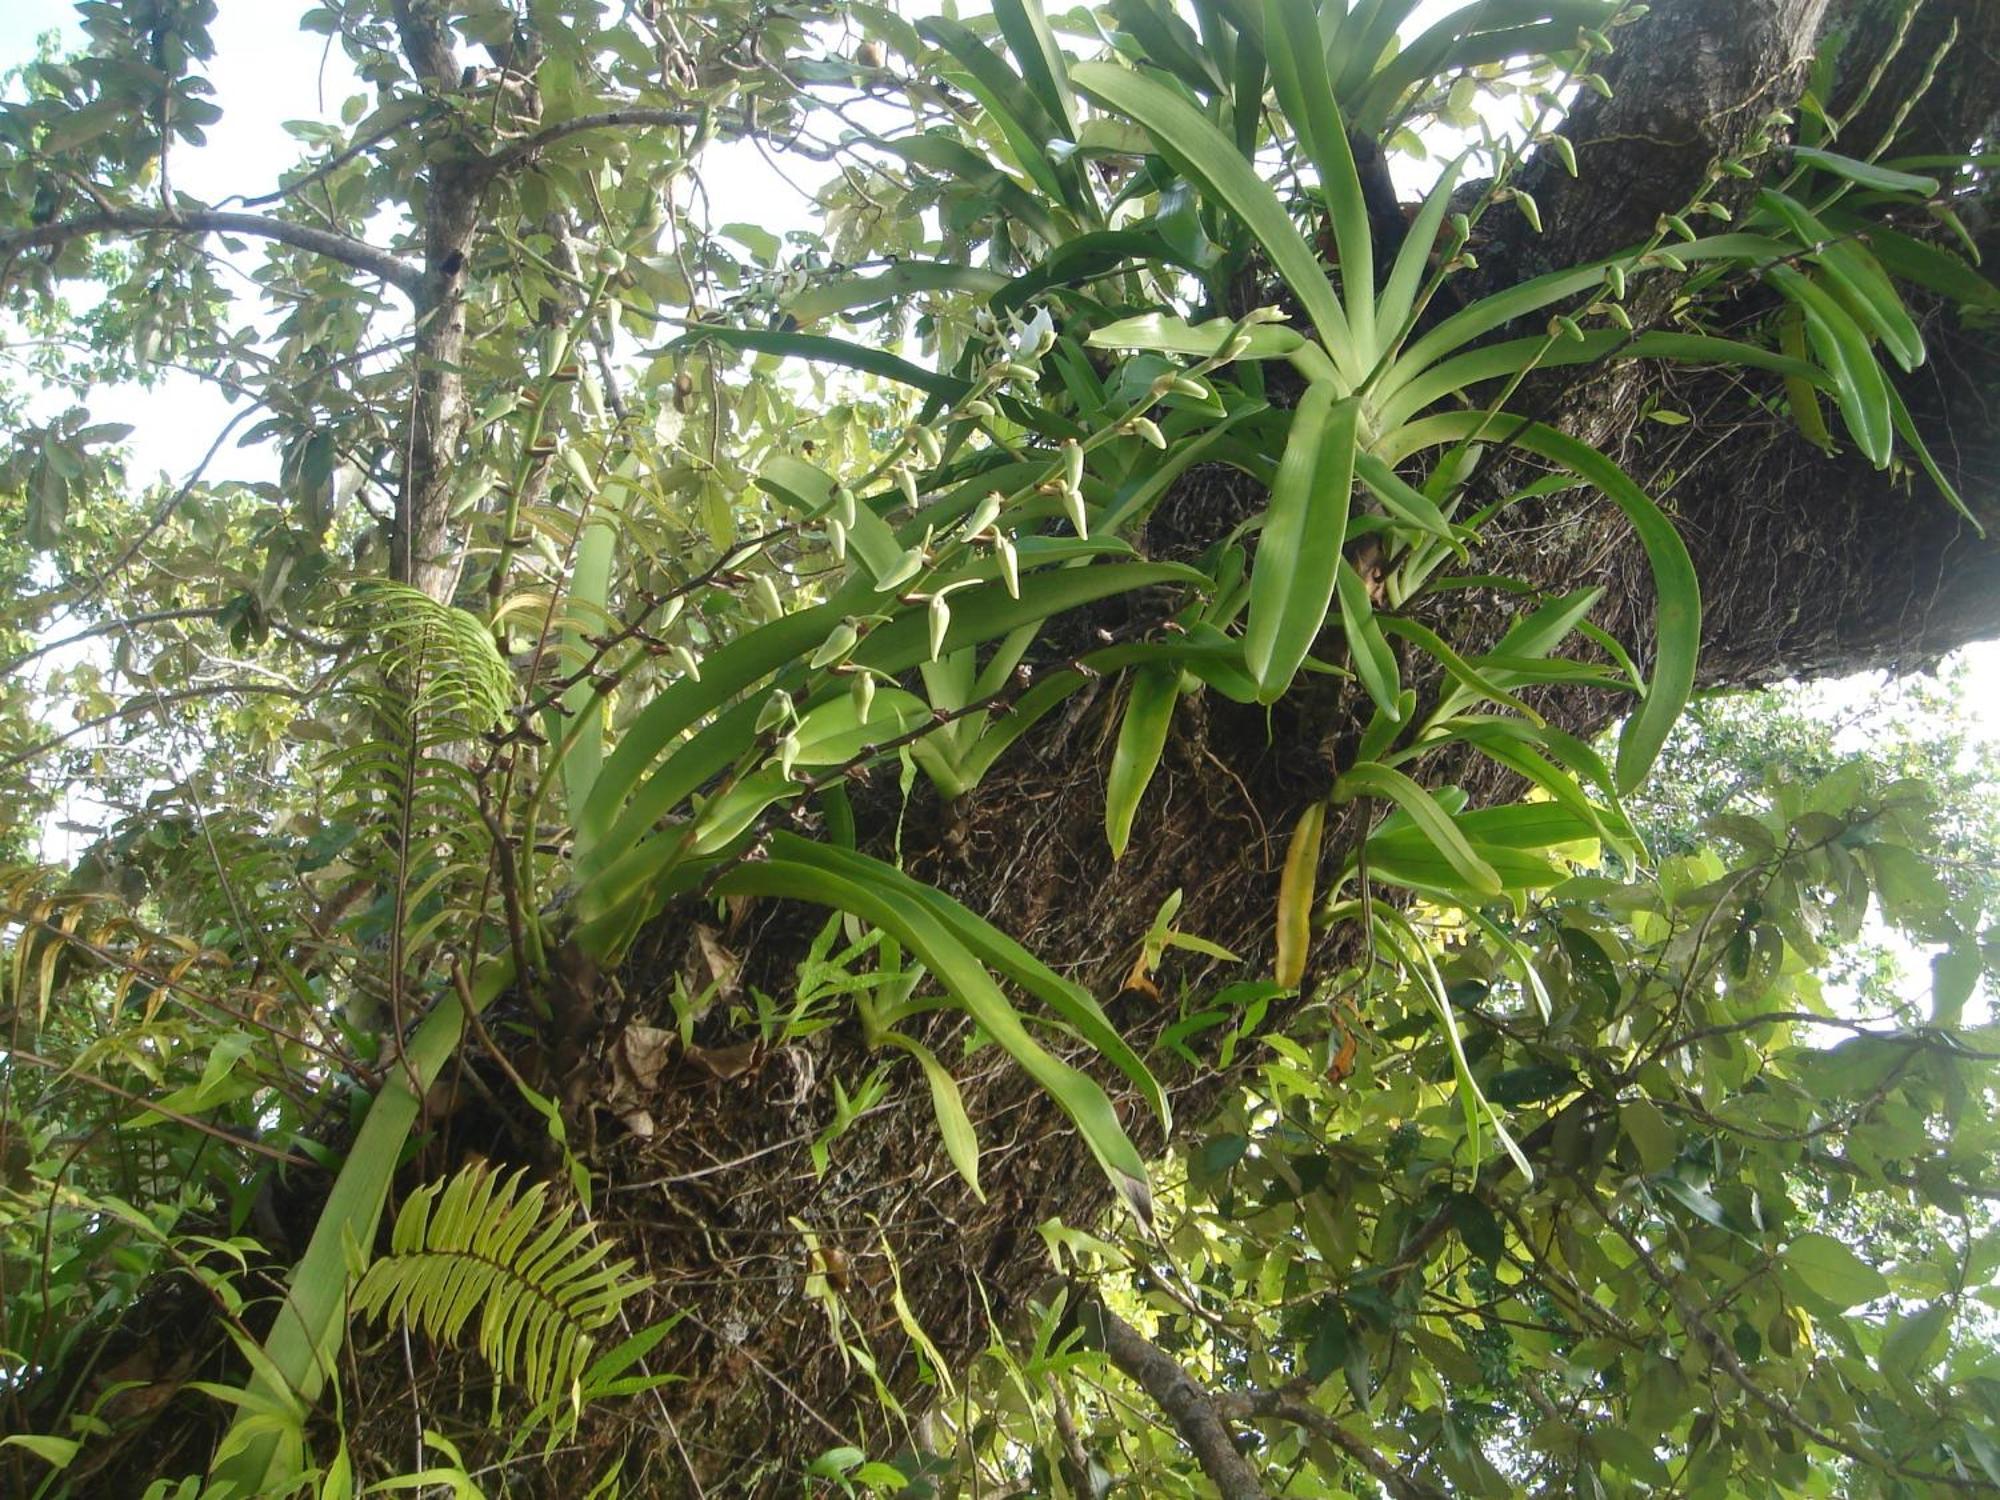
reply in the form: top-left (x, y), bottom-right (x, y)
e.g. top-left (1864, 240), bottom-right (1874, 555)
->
top-left (350, 1163), bottom-right (646, 1427)
top-left (339, 582), bottom-right (513, 736)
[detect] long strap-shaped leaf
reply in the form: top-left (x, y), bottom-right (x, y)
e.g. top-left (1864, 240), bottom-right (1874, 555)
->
top-left (993, 0), bottom-right (1081, 143)
top-left (1264, 0), bottom-right (1374, 354)
top-left (1379, 233), bottom-right (1796, 406)
top-left (1105, 663), bottom-right (1179, 860)
top-left (1764, 263), bottom-right (1893, 467)
top-left (214, 957), bottom-right (518, 1496)
top-left (583, 561), bottom-right (1204, 891)
top-left (554, 508), bottom-right (616, 833)
top-left (1245, 384), bottom-right (1360, 700)
top-left (768, 834), bottom-right (1170, 1135)
top-left (785, 262), bottom-right (1011, 326)
top-left (715, 850), bottom-right (1155, 1220)
top-left (1381, 414), bottom-right (1700, 794)
top-left (1354, 2), bottom-right (1620, 132)
top-left (922, 14), bottom-right (1093, 219)
top-left (1375, 329), bottom-right (1832, 433)
top-left (1757, 188), bottom-right (1923, 371)
top-left (881, 134), bottom-right (1064, 246)
top-left (1274, 798), bottom-right (1326, 988)
top-left (1072, 60), bottom-right (1358, 374)
top-left (1374, 150), bottom-right (1466, 357)
top-left (1336, 554), bottom-right (1402, 720)
top-left (1335, 759), bottom-right (1502, 898)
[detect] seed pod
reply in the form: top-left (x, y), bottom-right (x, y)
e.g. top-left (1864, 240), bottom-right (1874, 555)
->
top-left (874, 545), bottom-right (925, 594)
top-left (1168, 375), bottom-right (1210, 400)
top-left (751, 572), bottom-right (785, 621)
top-left (959, 398), bottom-right (995, 420)
top-left (896, 467), bottom-right (920, 510)
top-left (964, 490), bottom-right (1004, 537)
top-left (755, 689), bottom-right (795, 736)
top-left (1512, 189), bottom-right (1542, 234)
top-left (671, 644), bottom-right (702, 681)
top-left (656, 594), bottom-right (684, 632)
top-left (1061, 438), bottom-right (1083, 493)
top-left (1124, 417), bottom-right (1166, 449)
top-left (559, 444), bottom-right (595, 492)
top-left (1061, 485), bottom-right (1088, 539)
top-left (825, 516), bottom-right (848, 561)
top-left (810, 619), bottom-right (860, 668)
top-left (927, 592), bottom-right (952, 662)
top-left (910, 424), bottom-right (942, 468)
top-left (833, 484), bottom-right (857, 528)
top-left (1604, 262), bottom-right (1627, 300)
top-left (994, 534), bottom-right (1019, 598)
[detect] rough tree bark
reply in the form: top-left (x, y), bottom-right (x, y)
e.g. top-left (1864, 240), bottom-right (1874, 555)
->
top-left (389, 0), bottom-right (487, 603)
top-left (528, 2), bottom-right (1998, 1492)
top-left (50, 0), bottom-right (1998, 1493)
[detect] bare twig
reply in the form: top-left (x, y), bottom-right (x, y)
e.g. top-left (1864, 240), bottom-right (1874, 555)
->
top-left (476, 105), bottom-right (701, 181)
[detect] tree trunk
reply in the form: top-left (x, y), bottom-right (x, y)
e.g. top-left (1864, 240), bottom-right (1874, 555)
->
top-left (390, 0), bottom-right (486, 603)
top-left (62, 1), bottom-right (2000, 1493)
top-left (546, 3), bottom-right (2000, 1491)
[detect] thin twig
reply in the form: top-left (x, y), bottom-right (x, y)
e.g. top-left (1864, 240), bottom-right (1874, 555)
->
top-left (0, 208), bottom-right (425, 297)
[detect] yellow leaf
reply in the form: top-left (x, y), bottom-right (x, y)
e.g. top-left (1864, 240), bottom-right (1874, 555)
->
top-left (1275, 800), bottom-right (1326, 988)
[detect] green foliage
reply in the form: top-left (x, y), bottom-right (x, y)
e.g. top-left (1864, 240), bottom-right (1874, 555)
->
top-left (0, 0), bottom-right (1994, 1494)
top-left (349, 1162), bottom-right (649, 1434)
top-left (950, 715), bottom-right (2000, 1497)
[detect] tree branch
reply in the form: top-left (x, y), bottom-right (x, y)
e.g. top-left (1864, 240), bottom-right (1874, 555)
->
top-left (0, 683), bottom-right (305, 777)
top-left (475, 105), bottom-right (700, 182)
top-left (1074, 1294), bottom-right (1268, 1500)
top-left (0, 208), bottom-right (425, 298)
top-left (1587, 1182), bottom-right (1991, 1492)
top-left (1213, 1388), bottom-right (1445, 1500)
top-left (390, 0), bottom-right (481, 602)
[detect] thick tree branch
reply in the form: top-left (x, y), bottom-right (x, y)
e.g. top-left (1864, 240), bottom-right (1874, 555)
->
top-left (1212, 1388), bottom-right (1445, 1500)
top-left (0, 208), bottom-right (425, 298)
top-left (1521, 0), bottom-right (1831, 273)
top-left (1073, 1295), bottom-right (1268, 1500)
